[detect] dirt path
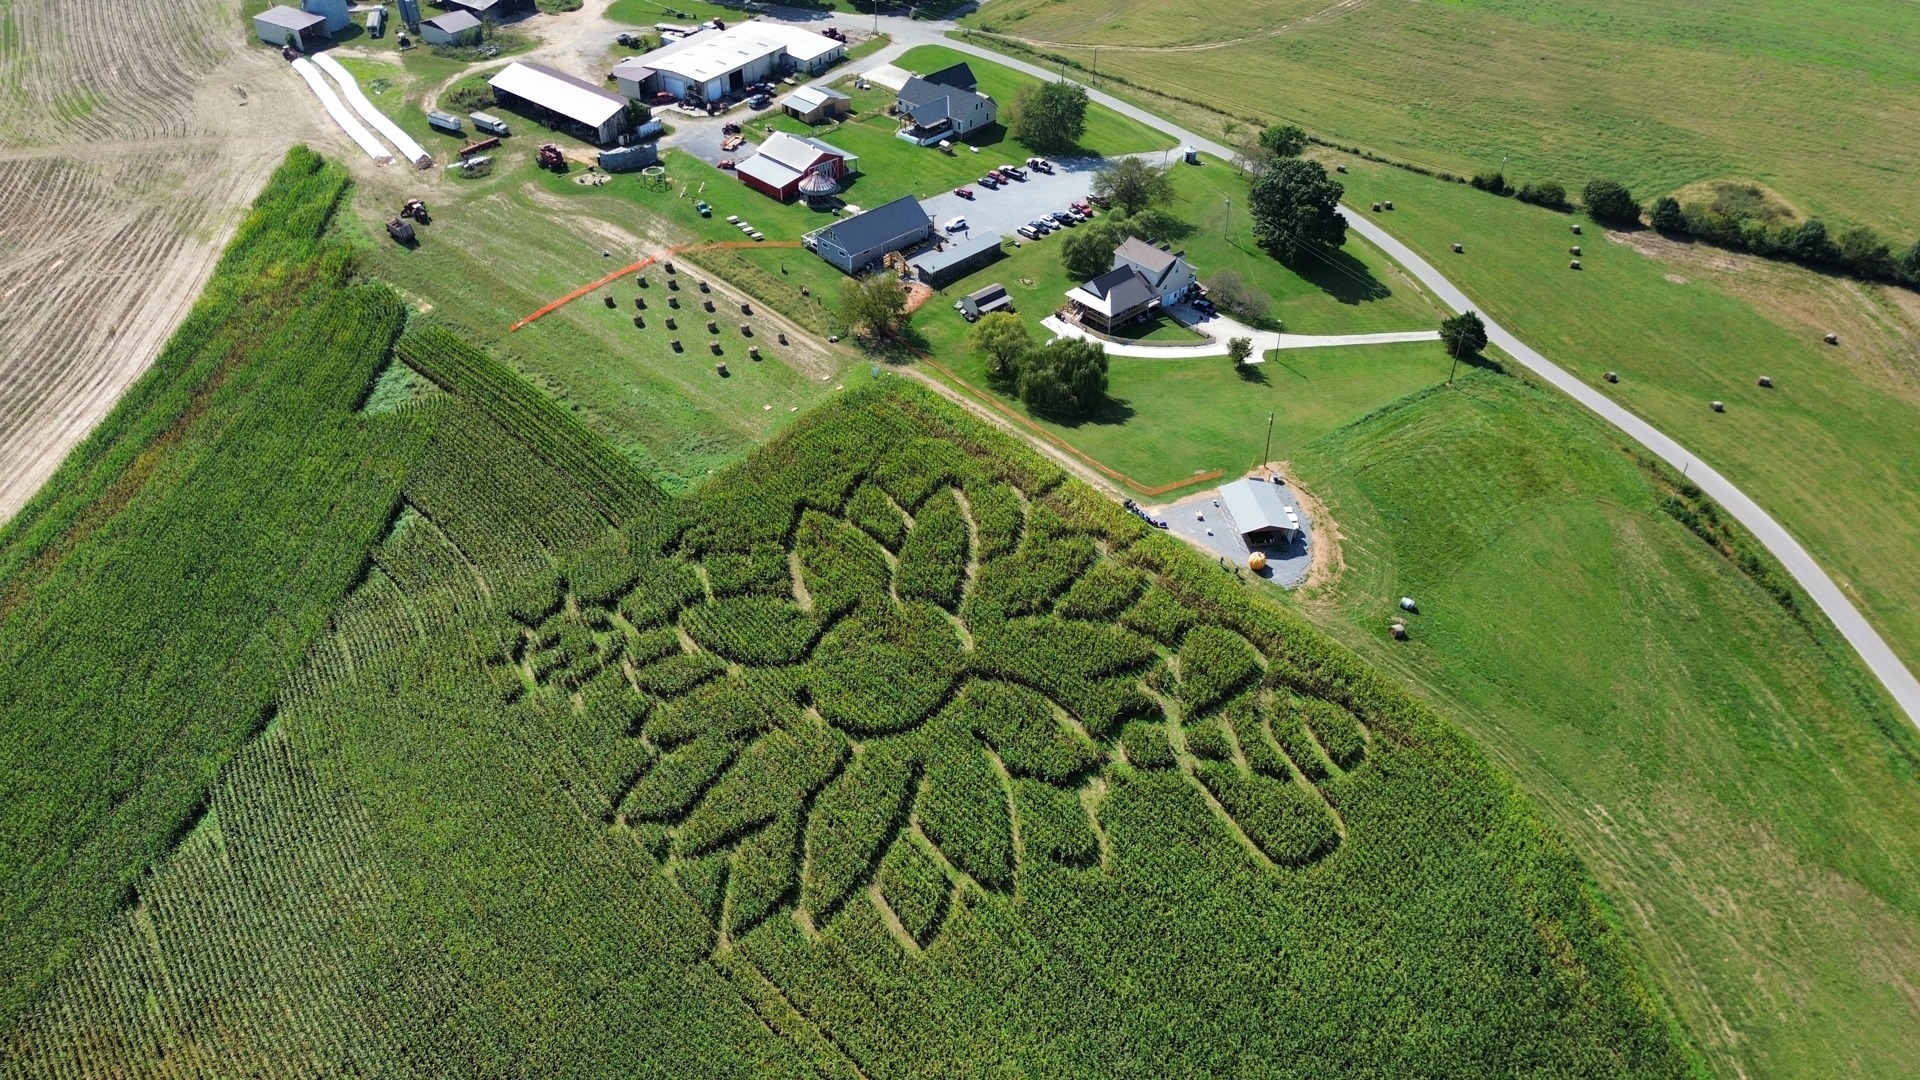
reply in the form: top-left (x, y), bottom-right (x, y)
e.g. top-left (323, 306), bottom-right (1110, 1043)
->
top-left (0, 0), bottom-right (321, 523)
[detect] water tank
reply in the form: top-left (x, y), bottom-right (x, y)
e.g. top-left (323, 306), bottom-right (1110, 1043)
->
top-left (302, 0), bottom-right (351, 33)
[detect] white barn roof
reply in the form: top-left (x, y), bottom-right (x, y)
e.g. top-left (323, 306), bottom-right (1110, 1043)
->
top-left (488, 62), bottom-right (627, 127)
top-left (647, 23), bottom-right (843, 84)
top-left (1218, 477), bottom-right (1299, 538)
top-left (258, 5), bottom-right (326, 30)
top-left (785, 85), bottom-right (849, 112)
top-left (423, 10), bottom-right (480, 32)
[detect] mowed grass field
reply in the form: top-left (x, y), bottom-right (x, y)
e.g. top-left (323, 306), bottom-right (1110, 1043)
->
top-left (1288, 372), bottom-right (1920, 1079)
top-left (1317, 154), bottom-right (1920, 677)
top-left (963, 0), bottom-right (1920, 238)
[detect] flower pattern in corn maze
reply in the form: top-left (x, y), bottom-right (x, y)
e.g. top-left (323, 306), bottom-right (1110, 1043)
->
top-left (499, 465), bottom-right (1364, 949)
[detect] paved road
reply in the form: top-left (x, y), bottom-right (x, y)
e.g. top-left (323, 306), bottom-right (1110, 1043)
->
top-left (765, 8), bottom-right (1920, 727)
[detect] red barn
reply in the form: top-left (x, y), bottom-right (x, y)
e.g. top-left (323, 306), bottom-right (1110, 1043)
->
top-left (736, 132), bottom-right (857, 202)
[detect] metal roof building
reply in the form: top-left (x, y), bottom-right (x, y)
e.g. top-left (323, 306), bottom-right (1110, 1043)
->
top-left (735, 131), bottom-right (855, 202)
top-left (254, 5), bottom-right (329, 50)
top-left (806, 195), bottom-right (934, 274)
top-left (488, 62), bottom-right (631, 145)
top-left (909, 232), bottom-right (1004, 287)
top-left (1064, 266), bottom-right (1157, 334)
top-left (784, 84), bottom-right (851, 123)
top-left (641, 23), bottom-right (846, 103)
top-left (1218, 477), bottom-right (1301, 544)
top-left (420, 10), bottom-right (481, 45)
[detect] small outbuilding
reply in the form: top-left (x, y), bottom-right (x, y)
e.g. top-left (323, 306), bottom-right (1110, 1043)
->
top-left (420, 10), bottom-right (482, 45)
top-left (805, 194), bottom-right (935, 274)
top-left (1217, 477), bottom-right (1302, 545)
top-left (610, 57), bottom-right (656, 100)
top-left (909, 232), bottom-right (1004, 287)
top-left (443, 0), bottom-right (524, 18)
top-left (784, 85), bottom-right (851, 124)
top-left (254, 5), bottom-right (329, 50)
top-left (958, 283), bottom-right (1013, 320)
top-left (488, 61), bottom-right (633, 145)
top-left (598, 143), bottom-right (660, 172)
top-left (737, 131), bottom-right (856, 202)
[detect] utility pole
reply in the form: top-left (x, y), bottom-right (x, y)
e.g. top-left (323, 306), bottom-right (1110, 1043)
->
top-left (1261, 411), bottom-right (1274, 474)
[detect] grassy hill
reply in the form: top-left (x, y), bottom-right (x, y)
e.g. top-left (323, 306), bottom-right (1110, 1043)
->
top-left (0, 150), bottom-right (1698, 1076)
top-left (962, 0), bottom-right (1920, 240)
top-left (1290, 372), bottom-right (1920, 1078)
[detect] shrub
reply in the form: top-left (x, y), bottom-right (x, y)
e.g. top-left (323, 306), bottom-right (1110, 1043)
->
top-left (1582, 179), bottom-right (1641, 226)
top-left (441, 73), bottom-right (496, 114)
top-left (1227, 336), bottom-right (1254, 366)
top-left (1516, 180), bottom-right (1568, 210)
top-left (1203, 270), bottom-right (1272, 323)
top-left (1469, 170), bottom-right (1511, 196)
top-left (1650, 196), bottom-right (1685, 233)
top-left (1258, 123), bottom-right (1307, 157)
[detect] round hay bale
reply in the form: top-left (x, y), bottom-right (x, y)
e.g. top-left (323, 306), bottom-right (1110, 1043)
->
top-left (670, 338), bottom-right (682, 352)
top-left (1335, 163), bottom-right (1348, 173)
top-left (1371, 202), bottom-right (1382, 212)
top-left (1248, 551), bottom-right (1268, 572)
top-left (636, 275), bottom-right (648, 287)
top-left (707, 320), bottom-right (719, 334)
top-left (1452, 243), bottom-right (1464, 253)
top-left (665, 316), bottom-right (676, 330)
top-left (1399, 597), bottom-right (1418, 612)
top-left (668, 295), bottom-right (680, 308)
top-left (1604, 371), bottom-right (1618, 383)
top-left (634, 296), bottom-right (646, 309)
top-left (1570, 260), bottom-right (1582, 270)
top-left (710, 340), bottom-right (723, 355)
top-left (777, 332), bottom-right (788, 345)
top-left (633, 315), bottom-right (644, 328)
top-left (1384, 200), bottom-right (1394, 210)
top-left (604, 295), bottom-right (616, 308)
top-left (1710, 400), bottom-right (1725, 412)
top-left (801, 286), bottom-right (810, 297)
top-left (741, 302), bottom-right (752, 315)
top-left (668, 278), bottom-right (679, 290)
top-left (1758, 375), bottom-right (1773, 388)
top-left (715, 361), bottom-right (728, 375)
top-left (1570, 246), bottom-right (1582, 256)
top-left (664, 261), bottom-right (676, 274)
top-left (703, 299), bottom-right (715, 312)
top-left (1390, 621), bottom-right (1408, 640)
top-left (1571, 223), bottom-right (1582, 234)
top-left (739, 323), bottom-right (752, 336)
top-left (698, 280), bottom-right (710, 292)
top-left (1824, 332), bottom-right (1839, 345)
top-left (749, 345), bottom-right (761, 360)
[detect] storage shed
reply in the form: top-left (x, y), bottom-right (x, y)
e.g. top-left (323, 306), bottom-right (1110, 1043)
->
top-left (611, 57), bottom-right (656, 101)
top-left (909, 232), bottom-right (1004, 287)
top-left (1217, 477), bottom-right (1301, 545)
top-left (805, 195), bottom-right (934, 274)
top-left (598, 143), bottom-right (660, 172)
top-left (784, 85), bottom-right (851, 124)
top-left (420, 10), bottom-right (482, 45)
top-left (958, 283), bottom-right (1013, 319)
top-left (488, 61), bottom-right (632, 145)
top-left (254, 5), bottom-right (329, 50)
top-left (736, 131), bottom-right (855, 202)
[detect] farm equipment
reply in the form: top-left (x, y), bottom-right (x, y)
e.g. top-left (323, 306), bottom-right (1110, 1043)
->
top-left (400, 198), bottom-right (429, 224)
top-left (386, 218), bottom-right (415, 243)
top-left (616, 32), bottom-right (641, 47)
top-left (536, 143), bottom-right (567, 171)
top-left (720, 134), bottom-right (744, 152)
top-left (459, 136), bottom-right (499, 157)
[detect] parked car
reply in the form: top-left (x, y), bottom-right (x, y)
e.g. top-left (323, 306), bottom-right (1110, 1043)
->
top-left (1027, 157), bottom-right (1055, 174)
top-left (978, 175), bottom-right (999, 189)
top-left (694, 201), bottom-right (712, 217)
top-left (1016, 225), bottom-right (1041, 240)
top-left (954, 187), bottom-right (974, 200)
top-left (1000, 165), bottom-right (1026, 180)
top-left (1049, 211), bottom-right (1074, 225)
top-left (944, 216), bottom-right (968, 233)
top-left (1028, 218), bottom-right (1052, 234)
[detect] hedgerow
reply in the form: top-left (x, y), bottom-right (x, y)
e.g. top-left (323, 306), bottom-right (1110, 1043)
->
top-left (956, 680), bottom-right (1104, 784)
top-left (1179, 626), bottom-right (1262, 717)
top-left (844, 484), bottom-right (906, 551)
top-left (681, 596), bottom-right (820, 666)
top-left (801, 748), bottom-right (914, 919)
top-left (894, 489), bottom-right (969, 610)
top-left (1195, 763), bottom-right (1340, 867)
top-left (918, 739), bottom-right (1015, 890)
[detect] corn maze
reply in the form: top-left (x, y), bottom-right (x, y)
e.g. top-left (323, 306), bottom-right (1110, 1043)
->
top-left (2, 150), bottom-right (1698, 1077)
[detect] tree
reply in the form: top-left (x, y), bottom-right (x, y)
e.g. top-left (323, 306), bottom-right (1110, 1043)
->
top-left (1470, 170), bottom-right (1510, 196)
top-left (1258, 123), bottom-right (1307, 158)
top-left (1016, 338), bottom-right (1108, 418)
top-left (841, 273), bottom-right (907, 342)
top-left (1898, 240), bottom-right (1920, 287)
top-left (1582, 179), bottom-right (1640, 226)
top-left (1234, 138), bottom-right (1277, 179)
top-left (968, 312), bottom-right (1031, 381)
top-left (1203, 270), bottom-right (1271, 323)
top-left (1440, 310), bottom-right (1487, 383)
top-left (1650, 196), bottom-right (1685, 233)
top-left (1059, 216), bottom-right (1130, 280)
top-left (1227, 336), bottom-right (1253, 366)
top-left (1091, 157), bottom-right (1174, 218)
top-left (1248, 158), bottom-right (1347, 265)
top-left (1011, 80), bottom-right (1088, 154)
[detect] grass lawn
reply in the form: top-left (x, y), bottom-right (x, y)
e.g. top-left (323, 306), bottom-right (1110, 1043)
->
top-left (350, 149), bottom-right (856, 493)
top-left (1289, 371), bottom-right (1920, 1079)
top-left (961, 0), bottom-right (1920, 238)
top-left (605, 0), bottom-right (745, 27)
top-left (1323, 154), bottom-right (1920, 678)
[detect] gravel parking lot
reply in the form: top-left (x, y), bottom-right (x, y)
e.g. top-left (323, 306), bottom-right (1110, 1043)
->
top-left (916, 154), bottom-right (1110, 241)
top-left (1149, 480), bottom-right (1315, 588)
